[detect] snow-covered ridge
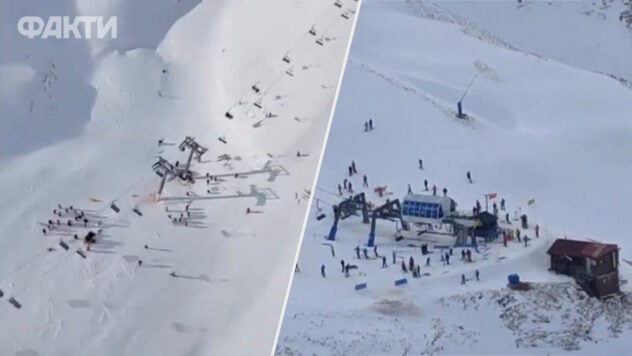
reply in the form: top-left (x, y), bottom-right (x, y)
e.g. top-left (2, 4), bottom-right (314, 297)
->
top-left (403, 0), bottom-right (632, 83)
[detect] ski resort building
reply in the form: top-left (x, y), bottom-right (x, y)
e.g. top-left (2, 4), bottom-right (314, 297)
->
top-left (547, 239), bottom-right (620, 299)
top-left (401, 194), bottom-right (456, 224)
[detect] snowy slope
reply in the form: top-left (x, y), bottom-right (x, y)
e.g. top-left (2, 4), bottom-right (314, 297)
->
top-left (0, 1), bottom-right (358, 355)
top-left (407, 0), bottom-right (632, 82)
top-left (277, 1), bottom-right (632, 354)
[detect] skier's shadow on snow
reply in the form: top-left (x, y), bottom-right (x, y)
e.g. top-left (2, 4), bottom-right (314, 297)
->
top-left (88, 249), bottom-right (116, 255)
top-left (142, 263), bottom-right (173, 269)
top-left (170, 273), bottom-right (212, 282)
top-left (146, 247), bottom-right (173, 252)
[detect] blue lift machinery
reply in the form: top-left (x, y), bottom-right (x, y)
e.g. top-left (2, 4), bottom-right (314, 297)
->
top-left (366, 199), bottom-right (408, 247)
top-left (327, 193), bottom-right (369, 241)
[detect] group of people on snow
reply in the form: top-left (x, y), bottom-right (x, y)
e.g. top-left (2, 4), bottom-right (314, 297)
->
top-left (42, 204), bottom-right (100, 236)
top-left (363, 119), bottom-right (375, 132)
top-left (337, 161), bottom-right (366, 195)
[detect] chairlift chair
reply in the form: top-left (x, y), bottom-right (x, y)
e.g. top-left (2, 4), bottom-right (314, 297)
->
top-left (59, 240), bottom-right (70, 250)
top-left (309, 26), bottom-right (317, 36)
top-left (316, 37), bottom-right (324, 46)
top-left (251, 84), bottom-right (260, 93)
top-left (110, 202), bottom-right (120, 213)
top-left (334, 0), bottom-right (342, 8)
top-left (225, 111), bottom-right (234, 119)
top-left (8, 297), bottom-right (21, 309)
top-left (254, 100), bottom-right (263, 109)
top-left (282, 53), bottom-right (291, 63)
top-left (286, 68), bottom-right (294, 77)
top-left (342, 11), bottom-right (350, 19)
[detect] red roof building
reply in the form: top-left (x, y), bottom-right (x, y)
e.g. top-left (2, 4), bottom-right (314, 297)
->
top-left (547, 238), bottom-right (619, 299)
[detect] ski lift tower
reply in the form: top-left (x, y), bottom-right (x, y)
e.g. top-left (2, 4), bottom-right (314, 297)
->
top-left (457, 74), bottom-right (477, 119)
top-left (178, 137), bottom-right (208, 175)
top-left (152, 156), bottom-right (177, 196)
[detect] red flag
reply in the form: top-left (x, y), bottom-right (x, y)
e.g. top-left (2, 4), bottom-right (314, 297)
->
top-left (487, 193), bottom-right (497, 200)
